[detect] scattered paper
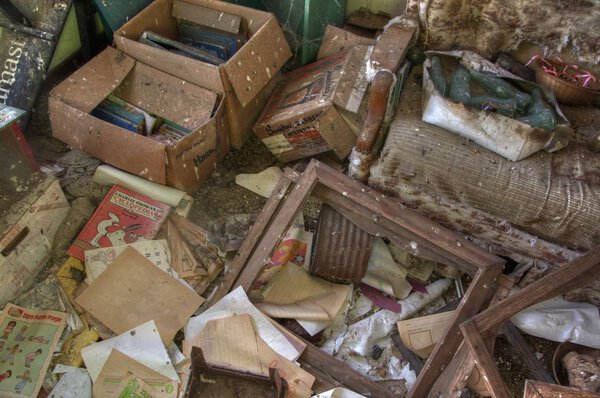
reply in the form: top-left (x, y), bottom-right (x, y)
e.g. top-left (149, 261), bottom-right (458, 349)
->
top-left (255, 228), bottom-right (314, 290)
top-left (84, 239), bottom-right (172, 284)
top-left (362, 238), bottom-right (412, 299)
top-left (0, 304), bottom-right (68, 398)
top-left (184, 314), bottom-right (265, 376)
top-left (112, 373), bottom-right (167, 398)
top-left (76, 247), bottom-right (204, 344)
top-left (387, 243), bottom-right (435, 283)
top-left (257, 264), bottom-right (351, 325)
top-left (48, 366), bottom-right (91, 398)
top-left (235, 167), bottom-right (283, 198)
top-left (184, 287), bottom-right (300, 361)
top-left (313, 388), bottom-right (367, 398)
top-left (93, 349), bottom-right (178, 398)
top-left (255, 337), bottom-right (314, 398)
top-left (81, 320), bottom-right (178, 382)
top-left (184, 314), bottom-right (314, 398)
top-left (397, 311), bottom-right (456, 358)
top-left (329, 278), bottom-right (452, 358)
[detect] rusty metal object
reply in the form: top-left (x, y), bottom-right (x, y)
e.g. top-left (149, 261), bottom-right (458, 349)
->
top-left (310, 203), bottom-right (374, 283)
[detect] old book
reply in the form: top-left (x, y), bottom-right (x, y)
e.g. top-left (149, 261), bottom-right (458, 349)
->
top-left (67, 185), bottom-right (170, 260)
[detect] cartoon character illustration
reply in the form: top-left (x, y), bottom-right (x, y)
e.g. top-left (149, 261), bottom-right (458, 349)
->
top-left (27, 335), bottom-right (49, 344)
top-left (14, 326), bottom-right (27, 342)
top-left (24, 349), bottom-right (42, 367)
top-left (105, 224), bottom-right (142, 246)
top-left (1, 344), bottom-right (22, 365)
top-left (7, 308), bottom-right (22, 318)
top-left (14, 370), bottom-right (31, 393)
top-left (0, 370), bottom-right (11, 382)
top-left (90, 212), bottom-right (120, 247)
top-left (1, 321), bottom-right (16, 339)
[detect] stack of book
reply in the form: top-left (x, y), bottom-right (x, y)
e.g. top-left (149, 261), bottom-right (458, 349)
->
top-left (138, 1), bottom-right (248, 65)
top-left (91, 95), bottom-right (192, 145)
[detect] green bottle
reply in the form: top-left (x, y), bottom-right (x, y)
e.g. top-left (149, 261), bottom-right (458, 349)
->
top-left (516, 88), bottom-right (556, 130)
top-left (469, 69), bottom-right (531, 110)
top-left (429, 56), bottom-right (448, 96)
top-left (449, 66), bottom-right (471, 103)
top-left (467, 96), bottom-right (518, 117)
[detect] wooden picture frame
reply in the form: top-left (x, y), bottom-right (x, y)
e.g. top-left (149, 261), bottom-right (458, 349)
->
top-left (459, 247), bottom-right (600, 397)
top-left (207, 159), bottom-right (506, 397)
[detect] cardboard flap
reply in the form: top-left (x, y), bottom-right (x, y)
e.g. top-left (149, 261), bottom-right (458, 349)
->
top-left (114, 62), bottom-right (218, 131)
top-left (49, 98), bottom-right (168, 184)
top-left (50, 47), bottom-right (135, 113)
top-left (224, 17), bottom-right (291, 107)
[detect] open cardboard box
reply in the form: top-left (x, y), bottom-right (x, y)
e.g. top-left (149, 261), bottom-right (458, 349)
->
top-left (422, 51), bottom-right (572, 162)
top-left (49, 47), bottom-right (227, 193)
top-left (114, 0), bottom-right (292, 149)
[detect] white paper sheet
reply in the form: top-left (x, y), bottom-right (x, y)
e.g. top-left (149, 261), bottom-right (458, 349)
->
top-left (184, 287), bottom-right (300, 361)
top-left (82, 320), bottom-right (178, 382)
top-left (313, 388), bottom-right (366, 398)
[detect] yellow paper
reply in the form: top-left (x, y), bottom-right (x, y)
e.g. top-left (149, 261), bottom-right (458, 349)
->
top-left (258, 263), bottom-right (350, 322)
top-left (397, 311), bottom-right (455, 358)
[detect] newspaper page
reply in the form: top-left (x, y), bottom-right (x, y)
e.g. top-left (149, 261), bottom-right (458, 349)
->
top-left (0, 304), bottom-right (67, 398)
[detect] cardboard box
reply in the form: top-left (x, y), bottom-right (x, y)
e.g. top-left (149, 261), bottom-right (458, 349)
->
top-left (254, 47), bottom-right (370, 162)
top-left (114, 0), bottom-right (292, 149)
top-left (422, 51), bottom-right (572, 162)
top-left (49, 47), bottom-right (227, 193)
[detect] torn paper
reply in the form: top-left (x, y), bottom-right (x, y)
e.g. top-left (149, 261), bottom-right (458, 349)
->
top-left (362, 238), bottom-right (412, 299)
top-left (76, 247), bottom-right (204, 344)
top-left (184, 287), bottom-right (300, 361)
top-left (81, 320), bottom-right (178, 382)
top-left (84, 239), bottom-right (172, 284)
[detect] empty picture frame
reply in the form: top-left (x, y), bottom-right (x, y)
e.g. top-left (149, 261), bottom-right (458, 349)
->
top-left (208, 159), bottom-right (506, 397)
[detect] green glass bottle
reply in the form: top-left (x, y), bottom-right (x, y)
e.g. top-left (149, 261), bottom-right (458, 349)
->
top-left (449, 66), bottom-right (471, 103)
top-left (469, 70), bottom-right (531, 110)
top-left (429, 56), bottom-right (448, 96)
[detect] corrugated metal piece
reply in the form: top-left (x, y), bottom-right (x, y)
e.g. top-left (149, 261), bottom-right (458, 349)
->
top-left (310, 203), bottom-right (374, 283)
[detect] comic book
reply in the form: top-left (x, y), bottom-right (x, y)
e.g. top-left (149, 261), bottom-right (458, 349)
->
top-left (0, 303), bottom-right (67, 398)
top-left (67, 185), bottom-right (170, 261)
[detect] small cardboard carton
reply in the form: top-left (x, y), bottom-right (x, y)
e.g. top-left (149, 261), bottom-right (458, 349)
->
top-left (254, 46), bottom-right (370, 162)
top-left (49, 47), bottom-right (227, 193)
top-left (114, 0), bottom-right (292, 149)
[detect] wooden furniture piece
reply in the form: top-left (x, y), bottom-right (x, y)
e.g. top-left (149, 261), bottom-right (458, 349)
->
top-left (209, 158), bottom-right (505, 397)
top-left (523, 380), bottom-right (600, 398)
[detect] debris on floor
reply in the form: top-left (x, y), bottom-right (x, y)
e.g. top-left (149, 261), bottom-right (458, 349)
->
top-left (2, 1), bottom-right (600, 397)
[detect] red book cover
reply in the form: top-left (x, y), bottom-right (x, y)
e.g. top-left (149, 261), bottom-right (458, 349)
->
top-left (67, 185), bottom-right (170, 260)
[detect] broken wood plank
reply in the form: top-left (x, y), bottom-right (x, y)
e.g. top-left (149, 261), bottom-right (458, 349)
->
top-left (461, 321), bottom-right (512, 398)
top-left (297, 336), bottom-right (395, 398)
top-left (233, 166), bottom-right (318, 292)
top-left (474, 246), bottom-right (600, 333)
top-left (410, 263), bottom-right (503, 398)
top-left (427, 274), bottom-right (516, 397)
top-left (208, 173), bottom-right (296, 305)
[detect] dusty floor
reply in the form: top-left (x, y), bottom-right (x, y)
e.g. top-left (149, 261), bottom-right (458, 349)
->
top-left (13, 62), bottom-right (591, 397)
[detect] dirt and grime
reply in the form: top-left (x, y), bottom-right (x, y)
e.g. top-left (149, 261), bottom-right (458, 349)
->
top-left (7, 49), bottom-right (597, 398)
